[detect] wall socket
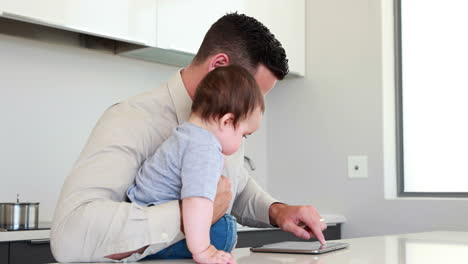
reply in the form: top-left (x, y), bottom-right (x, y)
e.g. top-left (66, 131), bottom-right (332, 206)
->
top-left (348, 156), bottom-right (368, 178)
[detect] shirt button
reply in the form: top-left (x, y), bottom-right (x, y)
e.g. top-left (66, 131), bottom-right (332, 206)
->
top-left (161, 233), bottom-right (168, 240)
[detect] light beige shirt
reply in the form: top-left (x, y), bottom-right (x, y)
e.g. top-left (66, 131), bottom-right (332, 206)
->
top-left (50, 70), bottom-right (278, 262)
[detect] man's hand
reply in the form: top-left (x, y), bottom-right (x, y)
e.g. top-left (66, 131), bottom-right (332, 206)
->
top-left (269, 203), bottom-right (327, 244)
top-left (212, 176), bottom-right (232, 224)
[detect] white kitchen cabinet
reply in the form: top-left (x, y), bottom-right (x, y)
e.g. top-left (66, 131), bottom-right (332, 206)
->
top-left (155, 0), bottom-right (244, 54)
top-left (0, 0), bottom-right (157, 45)
top-left (243, 0), bottom-right (305, 76)
top-left (120, 0), bottom-right (246, 67)
top-left (0, 0), bottom-right (305, 76)
top-left (150, 0), bottom-right (305, 76)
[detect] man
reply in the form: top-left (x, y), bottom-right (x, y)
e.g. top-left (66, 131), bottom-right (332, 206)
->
top-left (51, 13), bottom-right (326, 262)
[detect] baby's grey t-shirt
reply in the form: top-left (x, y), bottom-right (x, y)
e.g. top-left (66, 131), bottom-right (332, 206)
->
top-left (127, 122), bottom-right (224, 206)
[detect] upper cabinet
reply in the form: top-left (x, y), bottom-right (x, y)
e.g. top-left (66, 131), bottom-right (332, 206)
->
top-left (243, 0), bottom-right (305, 76)
top-left (0, 0), bottom-right (305, 76)
top-left (0, 0), bottom-right (157, 45)
top-left (141, 0), bottom-right (306, 76)
top-left (155, 0), bottom-right (243, 54)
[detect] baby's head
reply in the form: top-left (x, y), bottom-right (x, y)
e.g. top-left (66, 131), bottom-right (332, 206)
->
top-left (191, 65), bottom-right (265, 155)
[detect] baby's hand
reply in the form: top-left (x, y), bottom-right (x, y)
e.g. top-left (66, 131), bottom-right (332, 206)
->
top-left (193, 245), bottom-right (235, 264)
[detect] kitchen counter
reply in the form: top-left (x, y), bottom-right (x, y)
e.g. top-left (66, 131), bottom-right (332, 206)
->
top-left (62, 231), bottom-right (467, 263)
top-left (0, 215), bottom-right (345, 242)
top-left (0, 222), bottom-right (51, 242)
top-left (231, 231), bottom-right (468, 264)
top-left (0, 229), bottom-right (50, 242)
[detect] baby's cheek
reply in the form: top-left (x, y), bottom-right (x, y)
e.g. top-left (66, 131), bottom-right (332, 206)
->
top-left (222, 145), bottom-right (236, 156)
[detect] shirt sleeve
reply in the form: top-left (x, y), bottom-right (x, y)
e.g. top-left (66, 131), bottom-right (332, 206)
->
top-left (231, 165), bottom-right (280, 227)
top-left (180, 144), bottom-right (223, 201)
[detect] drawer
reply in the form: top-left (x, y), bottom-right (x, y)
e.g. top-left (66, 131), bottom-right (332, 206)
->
top-left (10, 239), bottom-right (55, 264)
top-left (1, 242), bottom-right (9, 264)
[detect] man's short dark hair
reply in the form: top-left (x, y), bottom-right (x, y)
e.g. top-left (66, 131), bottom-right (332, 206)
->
top-left (191, 65), bottom-right (265, 128)
top-left (193, 12), bottom-right (289, 80)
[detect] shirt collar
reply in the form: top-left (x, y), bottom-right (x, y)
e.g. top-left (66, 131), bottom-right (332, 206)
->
top-left (168, 68), bottom-right (193, 125)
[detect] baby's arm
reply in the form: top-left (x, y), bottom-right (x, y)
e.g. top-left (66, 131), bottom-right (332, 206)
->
top-left (183, 197), bottom-right (234, 264)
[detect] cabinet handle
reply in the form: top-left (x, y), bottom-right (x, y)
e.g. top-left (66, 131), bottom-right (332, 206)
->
top-left (30, 239), bottom-right (50, 245)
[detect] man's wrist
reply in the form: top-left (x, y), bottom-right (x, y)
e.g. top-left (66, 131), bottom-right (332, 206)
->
top-left (269, 202), bottom-right (286, 227)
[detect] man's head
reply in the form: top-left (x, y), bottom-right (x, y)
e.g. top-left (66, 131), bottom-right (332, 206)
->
top-left (190, 12), bottom-right (289, 95)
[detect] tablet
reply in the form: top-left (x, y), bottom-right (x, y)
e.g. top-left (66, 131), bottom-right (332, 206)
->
top-left (250, 241), bottom-right (349, 254)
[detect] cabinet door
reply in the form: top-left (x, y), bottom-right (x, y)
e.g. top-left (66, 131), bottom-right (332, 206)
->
top-left (243, 0), bottom-right (305, 76)
top-left (155, 0), bottom-right (305, 76)
top-left (156, 0), bottom-right (244, 54)
top-left (0, 0), bottom-right (157, 45)
top-left (10, 240), bottom-right (55, 264)
top-left (0, 242), bottom-right (8, 264)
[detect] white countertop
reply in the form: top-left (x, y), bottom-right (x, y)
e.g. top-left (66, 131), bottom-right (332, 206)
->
top-left (231, 231), bottom-right (468, 264)
top-left (0, 215), bottom-right (346, 242)
top-left (0, 229), bottom-right (50, 242)
top-left (67, 231), bottom-right (468, 264)
top-left (0, 222), bottom-right (51, 242)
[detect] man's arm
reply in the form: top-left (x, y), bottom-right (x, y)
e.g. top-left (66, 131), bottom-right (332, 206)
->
top-left (231, 171), bottom-right (278, 227)
top-left (231, 166), bottom-right (327, 244)
top-left (230, 142), bottom-right (326, 243)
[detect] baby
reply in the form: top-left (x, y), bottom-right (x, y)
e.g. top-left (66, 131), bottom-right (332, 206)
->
top-left (127, 65), bottom-right (264, 264)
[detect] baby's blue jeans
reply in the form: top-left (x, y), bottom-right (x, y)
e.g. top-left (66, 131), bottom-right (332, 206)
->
top-left (143, 214), bottom-right (237, 260)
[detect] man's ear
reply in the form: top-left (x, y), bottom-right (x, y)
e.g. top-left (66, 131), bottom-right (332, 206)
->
top-left (208, 53), bottom-right (230, 72)
top-left (218, 113), bottom-right (235, 131)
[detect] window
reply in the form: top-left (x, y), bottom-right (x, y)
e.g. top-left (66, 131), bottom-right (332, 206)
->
top-left (395, 0), bottom-right (468, 196)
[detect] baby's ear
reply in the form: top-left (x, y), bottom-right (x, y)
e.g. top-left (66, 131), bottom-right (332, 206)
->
top-left (218, 113), bottom-right (235, 130)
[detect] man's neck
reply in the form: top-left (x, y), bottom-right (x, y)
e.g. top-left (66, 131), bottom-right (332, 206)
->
top-left (180, 64), bottom-right (206, 100)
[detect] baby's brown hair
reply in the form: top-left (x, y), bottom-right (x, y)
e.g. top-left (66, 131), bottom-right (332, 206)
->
top-left (191, 64), bottom-right (265, 128)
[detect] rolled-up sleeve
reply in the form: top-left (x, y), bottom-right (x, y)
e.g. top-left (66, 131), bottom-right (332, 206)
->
top-left (231, 165), bottom-right (280, 228)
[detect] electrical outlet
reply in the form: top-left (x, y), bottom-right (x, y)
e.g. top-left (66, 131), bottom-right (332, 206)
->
top-left (348, 156), bottom-right (368, 178)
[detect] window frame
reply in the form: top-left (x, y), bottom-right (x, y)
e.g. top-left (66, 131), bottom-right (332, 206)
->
top-left (394, 0), bottom-right (468, 198)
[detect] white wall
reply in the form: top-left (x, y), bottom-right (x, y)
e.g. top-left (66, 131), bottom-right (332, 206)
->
top-left (0, 33), bottom-right (174, 221)
top-left (0, 33), bottom-right (269, 221)
top-left (266, 0), bottom-right (468, 238)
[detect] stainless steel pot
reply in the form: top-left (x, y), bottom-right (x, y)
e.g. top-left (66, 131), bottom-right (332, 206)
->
top-left (0, 196), bottom-right (39, 230)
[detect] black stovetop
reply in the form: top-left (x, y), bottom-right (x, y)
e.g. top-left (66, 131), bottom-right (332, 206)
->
top-left (0, 222), bottom-right (51, 231)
